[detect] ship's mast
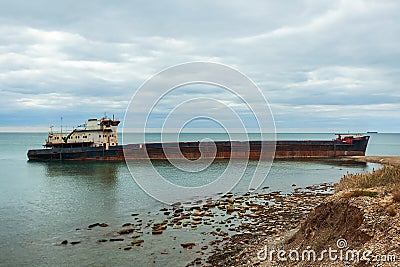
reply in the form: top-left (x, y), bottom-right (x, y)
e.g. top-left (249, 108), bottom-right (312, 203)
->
top-left (60, 116), bottom-right (63, 160)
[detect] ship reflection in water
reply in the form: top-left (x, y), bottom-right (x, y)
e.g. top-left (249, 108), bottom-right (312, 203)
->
top-left (41, 161), bottom-right (121, 181)
top-left (28, 161), bottom-right (127, 217)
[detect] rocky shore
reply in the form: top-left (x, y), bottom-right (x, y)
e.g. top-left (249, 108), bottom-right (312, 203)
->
top-left (204, 184), bottom-right (334, 267)
top-left (59, 183), bottom-right (334, 266)
top-left (59, 156), bottom-right (400, 266)
top-left (207, 156), bottom-right (400, 267)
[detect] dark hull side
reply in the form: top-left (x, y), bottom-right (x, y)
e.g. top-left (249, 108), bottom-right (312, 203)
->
top-left (27, 136), bottom-right (369, 161)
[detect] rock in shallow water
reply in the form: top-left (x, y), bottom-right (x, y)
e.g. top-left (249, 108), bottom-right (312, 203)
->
top-left (118, 228), bottom-right (135, 235)
top-left (88, 223), bottom-right (99, 228)
top-left (181, 242), bottom-right (196, 249)
top-left (131, 239), bottom-right (144, 245)
top-left (152, 229), bottom-right (163, 235)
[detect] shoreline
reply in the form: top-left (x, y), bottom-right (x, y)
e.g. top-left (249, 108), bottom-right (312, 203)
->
top-left (203, 184), bottom-right (334, 266)
top-left (205, 156), bottom-right (400, 266)
top-left (349, 155), bottom-right (400, 166)
top-left (58, 183), bottom-right (335, 266)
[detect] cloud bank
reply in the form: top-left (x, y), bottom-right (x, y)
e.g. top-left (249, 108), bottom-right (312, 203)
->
top-left (0, 0), bottom-right (399, 132)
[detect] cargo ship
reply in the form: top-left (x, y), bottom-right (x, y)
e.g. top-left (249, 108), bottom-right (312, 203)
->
top-left (27, 118), bottom-right (370, 161)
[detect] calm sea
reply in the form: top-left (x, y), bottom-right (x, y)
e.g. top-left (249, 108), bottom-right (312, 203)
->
top-left (0, 133), bottom-right (398, 266)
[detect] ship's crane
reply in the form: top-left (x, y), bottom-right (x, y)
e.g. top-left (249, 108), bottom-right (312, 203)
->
top-left (62, 129), bottom-right (77, 143)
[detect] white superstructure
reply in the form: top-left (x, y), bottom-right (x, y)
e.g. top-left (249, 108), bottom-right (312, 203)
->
top-left (46, 117), bottom-right (120, 149)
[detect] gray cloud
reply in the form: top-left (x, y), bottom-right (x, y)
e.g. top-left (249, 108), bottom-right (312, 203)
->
top-left (0, 0), bottom-right (399, 132)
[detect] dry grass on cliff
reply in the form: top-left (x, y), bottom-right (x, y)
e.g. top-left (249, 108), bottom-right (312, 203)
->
top-left (335, 165), bottom-right (400, 192)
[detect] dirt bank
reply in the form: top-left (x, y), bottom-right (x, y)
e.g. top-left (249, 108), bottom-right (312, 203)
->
top-left (254, 187), bottom-right (400, 267)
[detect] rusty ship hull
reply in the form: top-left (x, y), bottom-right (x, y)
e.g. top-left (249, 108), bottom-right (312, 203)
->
top-left (27, 136), bottom-right (370, 161)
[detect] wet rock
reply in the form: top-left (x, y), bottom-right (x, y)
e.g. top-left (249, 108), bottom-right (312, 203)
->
top-left (181, 214), bottom-right (191, 219)
top-left (226, 198), bottom-right (235, 204)
top-left (209, 239), bottom-right (222, 245)
top-left (193, 211), bottom-right (205, 216)
top-left (131, 213), bottom-right (139, 216)
top-left (124, 247), bottom-right (132, 251)
top-left (219, 231), bottom-right (228, 237)
top-left (152, 229), bottom-right (163, 235)
top-left (181, 242), bottom-right (196, 249)
top-left (99, 223), bottom-right (108, 227)
top-left (203, 203), bottom-right (216, 208)
top-left (226, 205), bottom-right (235, 213)
top-left (174, 208), bottom-right (184, 214)
top-left (131, 239), bottom-right (144, 245)
top-left (61, 240), bottom-right (68, 245)
top-left (152, 224), bottom-right (167, 231)
top-left (97, 239), bottom-right (107, 243)
top-left (70, 241), bottom-right (81, 245)
top-left (88, 223), bottom-right (100, 228)
top-left (118, 228), bottom-right (135, 235)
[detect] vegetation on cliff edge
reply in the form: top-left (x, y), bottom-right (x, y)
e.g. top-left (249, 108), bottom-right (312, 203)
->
top-left (336, 164), bottom-right (400, 192)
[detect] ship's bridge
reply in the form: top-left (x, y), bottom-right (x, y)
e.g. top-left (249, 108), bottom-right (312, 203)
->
top-left (45, 117), bottom-right (120, 149)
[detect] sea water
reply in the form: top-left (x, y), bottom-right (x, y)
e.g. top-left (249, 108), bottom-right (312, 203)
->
top-left (0, 133), bottom-right (398, 266)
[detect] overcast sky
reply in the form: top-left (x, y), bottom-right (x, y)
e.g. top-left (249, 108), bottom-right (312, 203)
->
top-left (0, 0), bottom-right (399, 132)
